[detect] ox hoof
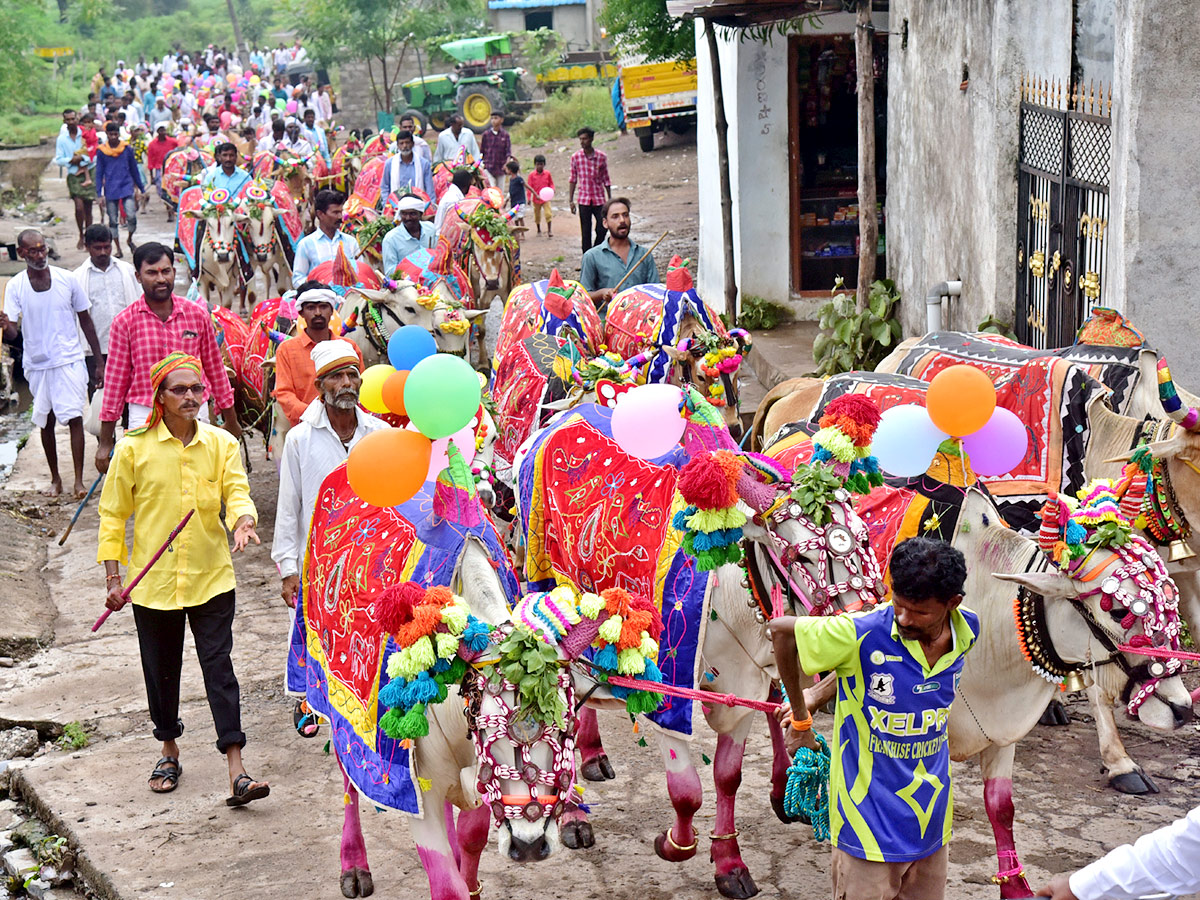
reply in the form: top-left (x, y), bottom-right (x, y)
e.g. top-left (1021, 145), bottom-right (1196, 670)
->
top-left (581, 754), bottom-right (616, 782)
top-left (715, 868), bottom-right (759, 899)
top-left (769, 793), bottom-right (807, 825)
top-left (1110, 768), bottom-right (1160, 795)
top-left (654, 830), bottom-right (698, 862)
top-left (560, 820), bottom-right (595, 850)
top-left (340, 867), bottom-right (374, 898)
top-left (1038, 699), bottom-right (1071, 727)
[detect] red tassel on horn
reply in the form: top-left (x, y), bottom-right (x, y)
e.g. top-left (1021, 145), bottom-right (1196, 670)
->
top-left (1118, 472), bottom-right (1148, 522)
top-left (1038, 492), bottom-right (1062, 553)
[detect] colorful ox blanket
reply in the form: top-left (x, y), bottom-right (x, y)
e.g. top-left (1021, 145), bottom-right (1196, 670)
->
top-left (398, 248), bottom-right (472, 306)
top-left (518, 404), bottom-right (707, 735)
top-left (175, 186), bottom-right (204, 272)
top-left (604, 285), bottom-right (728, 383)
top-left (495, 278), bottom-right (603, 365)
top-left (776, 364), bottom-right (1107, 535)
top-left (491, 333), bottom-right (576, 473)
top-left (289, 467), bottom-right (520, 815)
top-left (161, 146), bottom-right (212, 205)
top-left (351, 156), bottom-right (386, 209)
top-left (766, 427), bottom-right (995, 583)
top-left (269, 179), bottom-right (304, 255)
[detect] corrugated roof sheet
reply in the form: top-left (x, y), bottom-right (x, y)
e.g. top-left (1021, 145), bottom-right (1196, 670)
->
top-left (489, 0), bottom-right (585, 8)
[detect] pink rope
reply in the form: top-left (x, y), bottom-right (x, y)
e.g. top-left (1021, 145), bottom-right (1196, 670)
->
top-left (1116, 643), bottom-right (1200, 662)
top-left (604, 673), bottom-right (782, 713)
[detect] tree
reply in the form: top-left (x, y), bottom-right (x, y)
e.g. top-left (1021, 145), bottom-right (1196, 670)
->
top-left (288, 0), bottom-right (485, 114)
top-left (600, 0), bottom-right (694, 62)
top-left (853, 0), bottom-right (877, 311)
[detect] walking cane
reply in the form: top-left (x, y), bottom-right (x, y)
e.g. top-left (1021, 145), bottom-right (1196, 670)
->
top-left (92, 509), bottom-right (195, 633)
top-left (606, 229), bottom-right (671, 297)
top-left (58, 470), bottom-right (105, 546)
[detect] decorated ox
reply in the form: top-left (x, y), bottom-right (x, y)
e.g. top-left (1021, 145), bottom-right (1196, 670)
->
top-left (349, 156), bottom-right (387, 211)
top-left (235, 182), bottom-right (296, 305)
top-left (604, 258), bottom-right (750, 433)
top-left (292, 456), bottom-right (588, 899)
top-left (339, 278), bottom-right (485, 366)
top-left (515, 389), bottom-right (887, 897)
top-left (395, 243), bottom-right (473, 309)
top-left (254, 151), bottom-right (315, 231)
top-left (327, 137), bottom-right (365, 194)
top-left (178, 185), bottom-right (245, 311)
top-left (160, 145), bottom-right (212, 218)
top-left (494, 269), bottom-right (602, 366)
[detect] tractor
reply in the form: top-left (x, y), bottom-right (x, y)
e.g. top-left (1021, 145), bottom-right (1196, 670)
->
top-left (397, 34), bottom-right (534, 133)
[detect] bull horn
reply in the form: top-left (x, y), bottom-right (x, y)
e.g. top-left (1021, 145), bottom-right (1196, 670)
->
top-left (1119, 472), bottom-right (1148, 522)
top-left (1038, 492), bottom-right (1062, 553)
top-left (1156, 358), bottom-right (1200, 431)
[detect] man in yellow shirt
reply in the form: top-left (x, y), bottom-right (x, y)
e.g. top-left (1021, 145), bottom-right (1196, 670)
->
top-left (98, 351), bottom-right (270, 807)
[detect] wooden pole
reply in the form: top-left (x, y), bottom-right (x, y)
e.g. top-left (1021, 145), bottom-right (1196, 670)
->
top-left (854, 0), bottom-right (878, 311)
top-left (704, 19), bottom-right (738, 325)
top-left (224, 0), bottom-right (250, 69)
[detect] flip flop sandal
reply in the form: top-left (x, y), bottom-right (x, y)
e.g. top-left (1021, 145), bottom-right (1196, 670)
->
top-left (149, 756), bottom-right (182, 793)
top-left (293, 699), bottom-right (321, 738)
top-left (226, 773), bottom-right (270, 807)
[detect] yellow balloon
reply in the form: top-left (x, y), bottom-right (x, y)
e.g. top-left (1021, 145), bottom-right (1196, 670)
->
top-left (360, 364), bottom-right (396, 414)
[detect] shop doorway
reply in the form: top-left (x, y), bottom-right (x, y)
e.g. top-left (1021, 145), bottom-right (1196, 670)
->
top-left (787, 32), bottom-right (888, 296)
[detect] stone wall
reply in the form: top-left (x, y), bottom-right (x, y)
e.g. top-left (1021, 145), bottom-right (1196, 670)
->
top-left (885, 0), bottom-right (1072, 337)
top-left (335, 56), bottom-right (426, 132)
top-left (1107, 0), bottom-right (1200, 387)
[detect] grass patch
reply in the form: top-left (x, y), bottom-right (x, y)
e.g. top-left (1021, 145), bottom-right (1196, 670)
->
top-left (511, 84), bottom-right (617, 145)
top-left (738, 296), bottom-right (792, 331)
top-left (0, 112), bottom-right (69, 147)
top-left (57, 721), bottom-right (90, 751)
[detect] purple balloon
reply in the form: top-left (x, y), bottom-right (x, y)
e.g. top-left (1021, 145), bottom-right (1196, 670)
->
top-left (961, 407), bottom-right (1027, 475)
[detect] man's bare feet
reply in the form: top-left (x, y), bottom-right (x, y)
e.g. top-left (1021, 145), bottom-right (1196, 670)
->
top-left (76, 236), bottom-right (86, 250)
top-left (73, 479), bottom-right (87, 499)
top-left (44, 478), bottom-right (63, 498)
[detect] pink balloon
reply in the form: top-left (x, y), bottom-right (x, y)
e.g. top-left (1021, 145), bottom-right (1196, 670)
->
top-left (961, 407), bottom-right (1028, 475)
top-left (538, 186), bottom-right (554, 202)
top-left (219, 111), bottom-right (232, 127)
top-left (610, 384), bottom-right (686, 460)
top-left (406, 420), bottom-right (477, 481)
top-left (286, 100), bottom-right (298, 114)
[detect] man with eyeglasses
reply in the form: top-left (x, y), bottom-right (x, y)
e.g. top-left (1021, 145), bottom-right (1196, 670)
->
top-left (98, 351), bottom-right (269, 807)
top-left (95, 242), bottom-right (241, 474)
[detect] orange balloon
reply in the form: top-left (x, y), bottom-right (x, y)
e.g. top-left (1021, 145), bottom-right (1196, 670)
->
top-left (926, 364), bottom-right (997, 437)
top-left (382, 370), bottom-right (409, 416)
top-left (347, 429), bottom-right (431, 508)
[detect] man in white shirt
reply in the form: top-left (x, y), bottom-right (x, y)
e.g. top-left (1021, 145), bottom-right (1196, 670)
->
top-left (433, 115), bottom-right (479, 164)
top-left (1036, 804), bottom-right (1200, 900)
top-left (279, 118), bottom-right (314, 158)
top-left (291, 189), bottom-right (360, 286)
top-left (73, 224), bottom-right (139, 393)
top-left (0, 230), bottom-right (103, 498)
top-left (398, 112), bottom-right (431, 163)
top-left (433, 167), bottom-right (473, 232)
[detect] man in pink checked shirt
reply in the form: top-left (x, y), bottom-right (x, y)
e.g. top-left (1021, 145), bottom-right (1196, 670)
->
top-left (95, 242), bottom-right (241, 473)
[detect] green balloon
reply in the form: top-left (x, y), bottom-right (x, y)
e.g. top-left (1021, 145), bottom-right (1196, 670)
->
top-left (404, 354), bottom-right (482, 439)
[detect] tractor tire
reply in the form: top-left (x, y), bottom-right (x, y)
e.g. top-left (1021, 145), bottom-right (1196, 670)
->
top-left (637, 129), bottom-right (655, 153)
top-left (456, 84), bottom-right (506, 131)
top-left (429, 111), bottom-right (450, 132)
top-left (400, 109), bottom-right (428, 138)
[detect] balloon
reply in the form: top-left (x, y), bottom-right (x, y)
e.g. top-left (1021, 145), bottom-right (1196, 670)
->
top-left (871, 405), bottom-right (948, 477)
top-left (226, 72), bottom-right (237, 84)
top-left (387, 325), bottom-right (437, 371)
top-left (250, 75), bottom-right (260, 84)
top-left (610, 384), bottom-right (686, 460)
top-left (360, 363), bottom-right (397, 414)
top-left (286, 100), bottom-right (298, 114)
top-left (406, 419), bottom-right (477, 481)
top-left (538, 186), bottom-right (554, 202)
top-left (926, 364), bottom-right (996, 437)
top-left (961, 407), bottom-right (1028, 475)
top-left (347, 429), bottom-right (430, 508)
top-left (219, 111), bottom-right (231, 128)
top-left (404, 354), bottom-right (482, 439)
top-left (382, 370), bottom-right (409, 416)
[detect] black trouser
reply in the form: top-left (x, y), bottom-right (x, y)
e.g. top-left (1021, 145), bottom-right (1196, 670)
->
top-left (579, 203), bottom-right (605, 256)
top-left (133, 589), bottom-right (246, 753)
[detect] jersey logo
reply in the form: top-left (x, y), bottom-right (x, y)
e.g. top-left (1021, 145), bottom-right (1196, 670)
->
top-left (867, 671), bottom-right (895, 705)
top-left (870, 650), bottom-right (885, 665)
top-left (913, 681), bottom-right (940, 695)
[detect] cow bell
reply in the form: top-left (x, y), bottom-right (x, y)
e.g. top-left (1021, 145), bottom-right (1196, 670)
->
top-left (1168, 539), bottom-right (1196, 562)
top-left (1061, 670), bottom-right (1088, 693)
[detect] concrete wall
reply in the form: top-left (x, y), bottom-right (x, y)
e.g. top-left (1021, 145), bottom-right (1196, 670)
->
top-left (491, 6), bottom-right (594, 49)
top-left (885, 0), bottom-right (1072, 336)
top-left (337, 57), bottom-right (426, 131)
top-left (1076, 0), bottom-right (1116, 85)
top-left (1107, 0), bottom-right (1200, 386)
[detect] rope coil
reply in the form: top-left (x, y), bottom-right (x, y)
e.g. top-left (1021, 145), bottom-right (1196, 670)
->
top-left (783, 733), bottom-right (832, 842)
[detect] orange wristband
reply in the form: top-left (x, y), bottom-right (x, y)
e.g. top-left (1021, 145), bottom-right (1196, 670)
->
top-left (790, 712), bottom-right (813, 733)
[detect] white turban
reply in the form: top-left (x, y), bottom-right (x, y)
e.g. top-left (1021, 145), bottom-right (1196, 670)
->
top-left (311, 339), bottom-right (361, 378)
top-left (297, 287), bottom-right (339, 308)
top-left (396, 195), bottom-right (426, 213)
top-left (285, 116), bottom-right (297, 126)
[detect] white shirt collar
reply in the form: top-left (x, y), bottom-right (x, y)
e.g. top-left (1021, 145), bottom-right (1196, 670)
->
top-left (300, 398), bottom-right (374, 436)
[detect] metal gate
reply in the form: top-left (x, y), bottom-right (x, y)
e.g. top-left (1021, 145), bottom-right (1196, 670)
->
top-left (1015, 77), bottom-right (1112, 349)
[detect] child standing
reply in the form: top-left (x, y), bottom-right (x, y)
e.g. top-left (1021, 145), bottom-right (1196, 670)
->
top-left (506, 159), bottom-right (527, 234)
top-left (527, 153), bottom-right (554, 238)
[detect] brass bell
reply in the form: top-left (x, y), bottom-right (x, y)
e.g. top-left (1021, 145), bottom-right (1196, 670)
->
top-left (1061, 670), bottom-right (1088, 693)
top-left (1168, 540), bottom-right (1196, 562)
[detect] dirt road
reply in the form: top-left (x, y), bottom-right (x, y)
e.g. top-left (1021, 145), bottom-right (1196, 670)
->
top-left (1, 150), bottom-right (1198, 900)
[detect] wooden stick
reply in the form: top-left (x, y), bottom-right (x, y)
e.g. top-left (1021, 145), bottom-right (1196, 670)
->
top-left (92, 509), bottom-right (196, 633)
top-left (57, 470), bottom-right (104, 546)
top-left (608, 229), bottom-right (670, 296)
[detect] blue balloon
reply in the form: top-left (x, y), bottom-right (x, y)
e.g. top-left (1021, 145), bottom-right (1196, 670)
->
top-left (387, 325), bottom-right (437, 371)
top-left (871, 404), bottom-right (948, 477)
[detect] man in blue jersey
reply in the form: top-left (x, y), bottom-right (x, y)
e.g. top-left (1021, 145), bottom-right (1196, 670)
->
top-left (771, 536), bottom-right (979, 900)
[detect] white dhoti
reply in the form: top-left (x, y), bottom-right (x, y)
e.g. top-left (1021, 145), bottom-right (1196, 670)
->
top-left (28, 361), bottom-right (88, 428)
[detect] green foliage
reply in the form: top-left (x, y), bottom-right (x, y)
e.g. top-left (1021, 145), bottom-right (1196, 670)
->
top-left (599, 0), bottom-right (694, 62)
top-left (813, 277), bottom-right (902, 377)
top-left (977, 315), bottom-right (1016, 339)
top-left (494, 628), bottom-right (565, 726)
top-left (465, 202), bottom-right (517, 249)
top-left (520, 27), bottom-right (564, 80)
top-left (57, 720), bottom-right (90, 750)
top-left (737, 295), bottom-right (790, 331)
top-left (510, 84), bottom-right (615, 144)
top-left (789, 463), bottom-right (845, 527)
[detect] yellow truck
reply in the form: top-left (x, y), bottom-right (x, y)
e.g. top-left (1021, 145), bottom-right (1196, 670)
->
top-left (619, 59), bottom-right (698, 152)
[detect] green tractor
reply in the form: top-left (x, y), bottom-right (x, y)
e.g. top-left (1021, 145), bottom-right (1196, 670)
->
top-left (397, 34), bottom-right (534, 133)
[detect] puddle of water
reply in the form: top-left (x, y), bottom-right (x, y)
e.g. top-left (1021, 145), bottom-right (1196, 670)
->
top-left (0, 384), bottom-right (32, 483)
